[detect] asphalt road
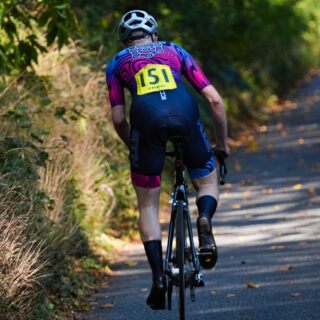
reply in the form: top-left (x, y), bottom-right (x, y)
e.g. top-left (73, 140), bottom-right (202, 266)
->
top-left (83, 73), bottom-right (320, 320)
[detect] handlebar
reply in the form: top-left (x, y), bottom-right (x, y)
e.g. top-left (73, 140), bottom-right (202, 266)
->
top-left (212, 149), bottom-right (228, 185)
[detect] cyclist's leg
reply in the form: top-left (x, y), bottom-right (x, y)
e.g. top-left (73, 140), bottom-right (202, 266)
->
top-left (191, 168), bottom-right (219, 202)
top-left (134, 185), bottom-right (161, 242)
top-left (185, 118), bottom-right (219, 269)
top-left (129, 122), bottom-right (167, 309)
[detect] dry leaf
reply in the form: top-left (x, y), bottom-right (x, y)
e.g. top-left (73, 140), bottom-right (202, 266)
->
top-left (101, 304), bottom-right (115, 309)
top-left (141, 288), bottom-right (148, 292)
top-left (243, 189), bottom-right (252, 195)
top-left (234, 162), bottom-right (242, 172)
top-left (293, 184), bottom-right (302, 190)
top-left (299, 242), bottom-right (308, 246)
top-left (82, 305), bottom-right (90, 311)
top-left (279, 266), bottom-right (293, 271)
top-left (308, 188), bottom-right (316, 195)
top-left (270, 245), bottom-right (286, 250)
top-left (210, 290), bottom-right (217, 295)
top-left (298, 138), bottom-right (304, 144)
top-left (227, 293), bottom-right (236, 298)
top-left (273, 205), bottom-right (280, 210)
top-left (261, 188), bottom-right (273, 194)
top-left (125, 261), bottom-right (138, 267)
top-left (247, 282), bottom-right (260, 288)
top-left (291, 293), bottom-right (301, 297)
top-left (232, 204), bottom-right (241, 209)
top-left (257, 125), bottom-right (267, 132)
top-left (285, 279), bottom-right (293, 283)
top-left (244, 214), bottom-right (253, 219)
top-left (161, 231), bottom-right (169, 236)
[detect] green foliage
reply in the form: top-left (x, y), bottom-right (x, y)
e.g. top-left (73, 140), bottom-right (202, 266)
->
top-left (0, 0), bottom-right (76, 73)
top-left (73, 0), bottom-right (320, 137)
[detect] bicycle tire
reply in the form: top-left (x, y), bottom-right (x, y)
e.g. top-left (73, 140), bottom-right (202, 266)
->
top-left (177, 200), bottom-right (185, 320)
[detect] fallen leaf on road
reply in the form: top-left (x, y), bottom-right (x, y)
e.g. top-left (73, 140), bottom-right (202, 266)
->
top-left (82, 305), bottom-right (90, 311)
top-left (291, 293), bottom-right (301, 297)
top-left (210, 290), bottom-right (217, 295)
top-left (244, 214), bottom-right (253, 219)
top-left (308, 188), bottom-right (316, 195)
top-left (212, 229), bottom-right (217, 234)
top-left (299, 241), bottom-right (308, 246)
top-left (285, 279), bottom-right (293, 283)
top-left (232, 204), bottom-right (241, 209)
top-left (257, 125), bottom-right (267, 132)
top-left (279, 266), bottom-right (293, 271)
top-left (234, 162), bottom-right (242, 172)
top-left (293, 184), bottom-right (302, 190)
top-left (270, 245), bottom-right (286, 250)
top-left (125, 261), bottom-right (138, 267)
top-left (141, 288), bottom-right (148, 292)
top-left (227, 293), bottom-right (236, 298)
top-left (298, 138), bottom-right (304, 144)
top-left (261, 188), bottom-right (273, 194)
top-left (273, 205), bottom-right (280, 210)
top-left (161, 231), bottom-right (169, 236)
top-left (101, 304), bottom-right (115, 309)
top-left (243, 189), bottom-right (252, 195)
top-left (247, 282), bottom-right (260, 288)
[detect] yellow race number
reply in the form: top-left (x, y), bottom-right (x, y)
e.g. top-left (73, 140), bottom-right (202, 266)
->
top-left (135, 64), bottom-right (177, 95)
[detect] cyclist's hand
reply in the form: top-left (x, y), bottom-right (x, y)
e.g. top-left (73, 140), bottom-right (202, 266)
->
top-left (213, 142), bottom-right (230, 158)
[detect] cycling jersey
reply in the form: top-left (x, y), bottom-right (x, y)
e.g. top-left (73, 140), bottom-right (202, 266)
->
top-left (106, 41), bottom-right (215, 188)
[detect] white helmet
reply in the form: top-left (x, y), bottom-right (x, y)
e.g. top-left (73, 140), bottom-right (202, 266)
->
top-left (118, 10), bottom-right (158, 43)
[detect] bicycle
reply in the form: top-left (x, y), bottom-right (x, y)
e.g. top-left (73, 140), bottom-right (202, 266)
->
top-left (164, 136), bottom-right (227, 320)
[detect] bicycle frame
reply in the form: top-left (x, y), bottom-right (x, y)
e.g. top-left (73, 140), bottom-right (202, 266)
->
top-left (164, 137), bottom-right (204, 314)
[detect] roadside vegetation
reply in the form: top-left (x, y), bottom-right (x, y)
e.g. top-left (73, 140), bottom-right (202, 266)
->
top-left (0, 0), bottom-right (319, 318)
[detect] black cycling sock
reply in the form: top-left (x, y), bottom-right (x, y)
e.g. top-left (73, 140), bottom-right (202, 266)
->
top-left (196, 195), bottom-right (217, 221)
top-left (143, 240), bottom-right (164, 281)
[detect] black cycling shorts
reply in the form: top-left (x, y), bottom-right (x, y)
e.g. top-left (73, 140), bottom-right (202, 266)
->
top-left (129, 84), bottom-right (215, 188)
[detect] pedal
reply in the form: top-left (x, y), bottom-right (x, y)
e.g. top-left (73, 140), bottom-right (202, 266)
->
top-left (192, 273), bottom-right (204, 287)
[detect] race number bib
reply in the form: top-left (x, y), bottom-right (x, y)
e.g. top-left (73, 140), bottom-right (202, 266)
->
top-left (135, 64), bottom-right (177, 95)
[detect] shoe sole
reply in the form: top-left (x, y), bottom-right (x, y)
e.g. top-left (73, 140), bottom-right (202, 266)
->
top-left (198, 217), bottom-right (218, 269)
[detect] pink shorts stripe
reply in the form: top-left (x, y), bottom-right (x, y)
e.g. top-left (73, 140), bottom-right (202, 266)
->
top-left (131, 172), bottom-right (161, 188)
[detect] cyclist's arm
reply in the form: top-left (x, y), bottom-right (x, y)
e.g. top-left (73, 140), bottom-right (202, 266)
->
top-left (201, 85), bottom-right (230, 156)
top-left (111, 104), bottom-right (130, 148)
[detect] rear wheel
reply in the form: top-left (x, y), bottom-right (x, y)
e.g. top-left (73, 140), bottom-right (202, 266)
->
top-left (177, 200), bottom-right (185, 320)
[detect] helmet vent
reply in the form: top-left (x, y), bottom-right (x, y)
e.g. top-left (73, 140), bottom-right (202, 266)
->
top-left (118, 10), bottom-right (158, 42)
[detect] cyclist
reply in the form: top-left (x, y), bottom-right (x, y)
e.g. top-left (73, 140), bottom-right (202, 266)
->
top-left (106, 10), bottom-right (230, 310)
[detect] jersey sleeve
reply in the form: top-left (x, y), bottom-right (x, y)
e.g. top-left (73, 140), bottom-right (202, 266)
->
top-left (174, 44), bottom-right (210, 92)
top-left (106, 57), bottom-right (125, 108)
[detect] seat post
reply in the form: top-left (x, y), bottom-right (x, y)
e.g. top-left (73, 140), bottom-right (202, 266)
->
top-left (172, 137), bottom-right (184, 186)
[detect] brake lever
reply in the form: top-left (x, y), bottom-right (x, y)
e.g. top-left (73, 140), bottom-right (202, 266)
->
top-left (212, 149), bottom-right (228, 185)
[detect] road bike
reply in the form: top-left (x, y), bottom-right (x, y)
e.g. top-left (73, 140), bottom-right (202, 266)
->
top-left (164, 136), bottom-right (227, 320)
